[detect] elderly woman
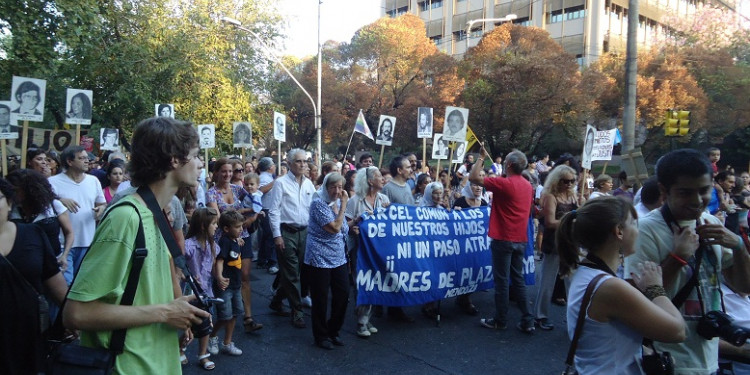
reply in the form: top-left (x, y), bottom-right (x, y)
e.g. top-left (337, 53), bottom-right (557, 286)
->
top-left (304, 173), bottom-right (350, 350)
top-left (420, 182), bottom-right (449, 320)
top-left (588, 174), bottom-right (613, 199)
top-left (533, 165), bottom-right (583, 331)
top-left (206, 158), bottom-right (263, 333)
top-left (0, 177), bottom-right (68, 374)
top-left (452, 177), bottom-right (489, 315)
top-left (345, 166), bottom-right (390, 338)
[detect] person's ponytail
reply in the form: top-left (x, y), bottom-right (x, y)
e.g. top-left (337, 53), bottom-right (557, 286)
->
top-left (557, 210), bottom-right (580, 276)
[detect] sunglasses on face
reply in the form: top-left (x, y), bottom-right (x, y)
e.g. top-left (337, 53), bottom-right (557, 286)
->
top-left (234, 169), bottom-right (244, 173)
top-left (561, 179), bottom-right (576, 185)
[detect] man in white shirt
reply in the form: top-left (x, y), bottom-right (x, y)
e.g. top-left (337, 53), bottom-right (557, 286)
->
top-left (266, 149), bottom-right (316, 328)
top-left (49, 146), bottom-right (106, 284)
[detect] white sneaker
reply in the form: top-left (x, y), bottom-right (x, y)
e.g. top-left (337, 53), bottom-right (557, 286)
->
top-left (356, 324), bottom-right (371, 337)
top-left (366, 322), bottom-right (378, 334)
top-left (301, 296), bottom-right (312, 308)
top-left (207, 336), bottom-right (219, 355)
top-left (220, 341), bottom-right (242, 356)
top-left (268, 265), bottom-right (279, 274)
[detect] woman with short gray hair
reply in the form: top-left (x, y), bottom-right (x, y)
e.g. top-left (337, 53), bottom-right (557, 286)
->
top-left (345, 166), bottom-right (390, 337)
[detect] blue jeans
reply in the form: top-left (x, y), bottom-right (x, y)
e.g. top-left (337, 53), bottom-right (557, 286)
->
top-left (491, 240), bottom-right (533, 324)
top-left (63, 247), bottom-right (89, 285)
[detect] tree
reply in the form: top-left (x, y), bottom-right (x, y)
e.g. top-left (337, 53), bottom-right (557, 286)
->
top-left (460, 24), bottom-right (583, 156)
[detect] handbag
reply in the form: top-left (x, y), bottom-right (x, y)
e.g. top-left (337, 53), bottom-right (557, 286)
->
top-left (562, 273), bottom-right (607, 375)
top-left (46, 201), bottom-right (147, 375)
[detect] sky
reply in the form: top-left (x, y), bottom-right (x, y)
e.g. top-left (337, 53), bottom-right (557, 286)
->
top-left (277, 0), bottom-right (383, 57)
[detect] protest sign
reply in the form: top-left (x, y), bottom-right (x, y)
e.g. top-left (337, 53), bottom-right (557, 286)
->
top-left (356, 204), bottom-right (494, 306)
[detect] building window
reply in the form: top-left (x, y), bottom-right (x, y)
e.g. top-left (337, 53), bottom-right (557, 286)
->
top-left (430, 36), bottom-right (445, 46)
top-left (514, 17), bottom-right (531, 26)
top-left (576, 54), bottom-right (585, 66)
top-left (419, 0), bottom-right (444, 11)
top-left (453, 30), bottom-right (467, 41)
top-left (548, 5), bottom-right (586, 23)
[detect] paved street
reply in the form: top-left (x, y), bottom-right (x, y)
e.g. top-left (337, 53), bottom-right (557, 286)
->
top-left (183, 259), bottom-right (569, 375)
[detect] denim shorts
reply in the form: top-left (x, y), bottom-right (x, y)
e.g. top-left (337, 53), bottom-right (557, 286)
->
top-left (214, 287), bottom-right (244, 321)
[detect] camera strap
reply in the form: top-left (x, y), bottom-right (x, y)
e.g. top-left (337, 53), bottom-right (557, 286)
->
top-left (660, 205), bottom-right (726, 314)
top-left (136, 186), bottom-right (194, 279)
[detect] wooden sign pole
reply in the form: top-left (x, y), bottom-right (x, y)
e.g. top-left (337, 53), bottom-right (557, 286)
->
top-left (20, 121), bottom-right (29, 168)
top-left (1, 140), bottom-right (7, 177)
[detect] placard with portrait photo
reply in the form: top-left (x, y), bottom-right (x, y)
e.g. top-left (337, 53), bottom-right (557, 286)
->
top-left (66, 89), bottom-right (93, 126)
top-left (10, 76), bottom-right (46, 123)
top-left (198, 124), bottom-right (215, 149)
top-left (155, 104), bottom-right (175, 118)
top-left (100, 128), bottom-right (120, 151)
top-left (452, 141), bottom-right (467, 164)
top-left (442, 106), bottom-right (468, 142)
top-left (431, 133), bottom-right (448, 160)
top-left (375, 115), bottom-right (396, 146)
top-left (273, 111), bottom-right (286, 142)
top-left (0, 100), bottom-right (19, 140)
top-left (233, 122), bottom-right (253, 148)
top-left (417, 107), bottom-right (433, 139)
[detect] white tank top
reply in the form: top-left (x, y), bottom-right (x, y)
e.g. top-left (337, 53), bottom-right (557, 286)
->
top-left (566, 266), bottom-right (643, 375)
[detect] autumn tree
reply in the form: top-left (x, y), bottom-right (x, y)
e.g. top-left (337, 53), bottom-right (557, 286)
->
top-left (461, 24), bottom-right (584, 156)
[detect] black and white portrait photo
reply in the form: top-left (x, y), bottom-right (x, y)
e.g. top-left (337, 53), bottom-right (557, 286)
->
top-left (10, 76), bottom-right (46, 123)
top-left (417, 107), bottom-right (433, 139)
top-left (0, 101), bottom-right (19, 140)
top-left (452, 141), bottom-right (467, 164)
top-left (431, 133), bottom-right (449, 160)
top-left (233, 122), bottom-right (252, 148)
top-left (155, 104), bottom-right (175, 118)
top-left (198, 124), bottom-right (215, 149)
top-left (375, 115), bottom-right (396, 146)
top-left (100, 128), bottom-right (120, 151)
top-left (273, 111), bottom-right (286, 142)
top-left (581, 125), bottom-right (596, 170)
top-left (66, 89), bottom-right (93, 125)
top-left (442, 106), bottom-right (468, 142)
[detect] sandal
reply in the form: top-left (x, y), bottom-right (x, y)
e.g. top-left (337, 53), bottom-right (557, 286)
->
top-left (197, 354), bottom-right (215, 371)
top-left (244, 317), bottom-right (264, 333)
top-left (179, 353), bottom-right (188, 366)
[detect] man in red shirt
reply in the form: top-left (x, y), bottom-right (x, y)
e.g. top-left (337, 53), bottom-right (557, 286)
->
top-left (469, 149), bottom-right (535, 333)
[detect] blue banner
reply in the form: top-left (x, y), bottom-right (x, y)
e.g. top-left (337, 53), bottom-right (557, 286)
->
top-left (356, 204), bottom-right (494, 307)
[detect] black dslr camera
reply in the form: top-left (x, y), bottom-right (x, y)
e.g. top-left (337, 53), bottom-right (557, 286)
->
top-left (697, 310), bottom-right (750, 347)
top-left (185, 274), bottom-right (223, 338)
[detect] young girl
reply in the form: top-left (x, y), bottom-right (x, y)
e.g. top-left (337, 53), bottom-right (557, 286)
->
top-left (184, 207), bottom-right (220, 370)
top-left (208, 210), bottom-right (245, 358)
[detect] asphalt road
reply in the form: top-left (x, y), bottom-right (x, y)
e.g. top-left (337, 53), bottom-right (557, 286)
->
top-left (182, 261), bottom-right (569, 375)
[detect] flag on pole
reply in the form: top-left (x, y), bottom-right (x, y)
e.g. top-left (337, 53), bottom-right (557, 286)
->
top-left (466, 125), bottom-right (479, 152)
top-left (354, 110), bottom-right (374, 140)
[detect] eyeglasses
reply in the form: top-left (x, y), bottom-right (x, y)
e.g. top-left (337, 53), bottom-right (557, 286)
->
top-left (234, 169), bottom-right (244, 173)
top-left (561, 179), bottom-right (577, 185)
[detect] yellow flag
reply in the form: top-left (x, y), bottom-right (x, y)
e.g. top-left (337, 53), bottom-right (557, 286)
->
top-left (466, 125), bottom-right (478, 152)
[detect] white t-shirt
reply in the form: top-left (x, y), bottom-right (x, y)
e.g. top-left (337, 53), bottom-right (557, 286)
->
top-left (49, 173), bottom-right (105, 247)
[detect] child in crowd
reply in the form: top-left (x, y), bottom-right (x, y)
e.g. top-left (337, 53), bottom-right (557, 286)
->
top-left (184, 207), bottom-right (220, 370)
top-left (208, 210), bottom-right (245, 357)
top-left (240, 172), bottom-right (265, 332)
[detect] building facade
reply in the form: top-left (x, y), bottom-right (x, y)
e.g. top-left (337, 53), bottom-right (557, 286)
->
top-left (382, 0), bottom-right (740, 65)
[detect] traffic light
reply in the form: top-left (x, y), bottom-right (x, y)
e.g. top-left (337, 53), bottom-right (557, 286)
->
top-left (664, 110), bottom-right (690, 136)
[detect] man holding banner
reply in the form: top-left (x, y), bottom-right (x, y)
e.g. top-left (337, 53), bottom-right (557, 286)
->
top-left (470, 150), bottom-right (536, 333)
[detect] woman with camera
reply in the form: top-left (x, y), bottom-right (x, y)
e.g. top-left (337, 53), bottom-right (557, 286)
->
top-left (559, 197), bottom-right (686, 374)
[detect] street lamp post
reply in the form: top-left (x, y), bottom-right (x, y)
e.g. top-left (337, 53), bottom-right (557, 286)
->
top-left (465, 14), bottom-right (518, 54)
top-left (220, 16), bottom-right (321, 168)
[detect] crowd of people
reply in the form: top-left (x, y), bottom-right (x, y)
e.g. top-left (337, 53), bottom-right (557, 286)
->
top-left (4, 116), bottom-right (750, 375)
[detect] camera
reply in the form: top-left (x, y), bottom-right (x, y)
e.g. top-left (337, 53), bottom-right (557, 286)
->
top-left (696, 310), bottom-right (750, 347)
top-left (185, 274), bottom-right (223, 338)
